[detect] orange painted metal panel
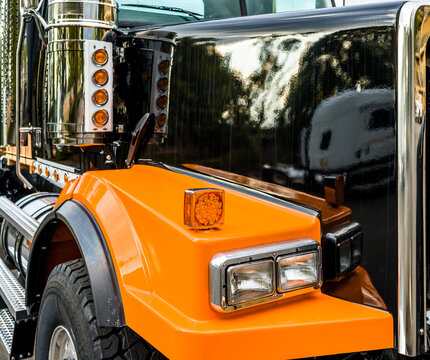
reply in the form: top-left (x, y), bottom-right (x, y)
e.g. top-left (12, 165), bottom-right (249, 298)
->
top-left (54, 177), bottom-right (80, 208)
top-left (61, 165), bottom-right (393, 359)
top-left (125, 291), bottom-right (392, 360)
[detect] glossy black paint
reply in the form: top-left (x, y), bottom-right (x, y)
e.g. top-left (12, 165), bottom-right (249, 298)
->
top-left (128, 2), bottom-right (404, 316)
top-left (26, 199), bottom-right (125, 328)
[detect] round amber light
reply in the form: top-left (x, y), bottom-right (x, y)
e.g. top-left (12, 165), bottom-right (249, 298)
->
top-left (156, 113), bottom-right (167, 128)
top-left (93, 69), bottom-right (109, 86)
top-left (157, 77), bottom-right (168, 92)
top-left (45, 168), bottom-right (50, 177)
top-left (92, 89), bottom-right (108, 106)
top-left (156, 95), bottom-right (167, 110)
top-left (194, 192), bottom-right (223, 227)
top-left (54, 171), bottom-right (59, 181)
top-left (159, 60), bottom-right (170, 75)
top-left (30, 162), bottom-right (36, 174)
top-left (64, 173), bottom-right (69, 182)
top-left (38, 165), bottom-right (42, 175)
top-left (92, 109), bottom-right (109, 127)
top-left (92, 49), bottom-right (108, 66)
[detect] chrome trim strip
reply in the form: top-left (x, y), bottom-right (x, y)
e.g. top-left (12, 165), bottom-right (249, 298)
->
top-left (48, 0), bottom-right (117, 7)
top-left (167, 165), bottom-right (319, 218)
top-left (210, 238), bottom-right (321, 312)
top-left (397, 2), bottom-right (430, 356)
top-left (36, 157), bottom-right (80, 173)
top-left (45, 21), bottom-right (116, 31)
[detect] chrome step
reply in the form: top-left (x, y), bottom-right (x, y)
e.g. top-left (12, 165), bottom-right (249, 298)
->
top-left (0, 307), bottom-right (36, 359)
top-left (0, 256), bottom-right (36, 359)
top-left (0, 259), bottom-right (26, 321)
top-left (0, 309), bottom-right (14, 355)
top-left (0, 196), bottom-right (40, 240)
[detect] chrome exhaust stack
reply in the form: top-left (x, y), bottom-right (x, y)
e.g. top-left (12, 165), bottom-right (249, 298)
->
top-left (0, 0), bottom-right (20, 146)
top-left (45, 0), bottom-right (117, 145)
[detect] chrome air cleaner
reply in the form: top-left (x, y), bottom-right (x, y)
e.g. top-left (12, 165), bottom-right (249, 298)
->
top-left (46, 0), bottom-right (117, 145)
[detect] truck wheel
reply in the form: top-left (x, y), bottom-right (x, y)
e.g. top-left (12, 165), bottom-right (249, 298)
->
top-left (35, 259), bottom-right (164, 359)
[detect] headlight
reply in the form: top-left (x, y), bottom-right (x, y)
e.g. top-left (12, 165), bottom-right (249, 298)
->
top-left (227, 260), bottom-right (274, 305)
top-left (277, 252), bottom-right (319, 292)
top-left (210, 238), bottom-right (321, 312)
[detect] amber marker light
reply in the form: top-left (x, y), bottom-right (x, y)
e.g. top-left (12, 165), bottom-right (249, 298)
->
top-left (157, 77), bottom-right (168, 92)
top-left (92, 49), bottom-right (108, 66)
top-left (156, 113), bottom-right (167, 128)
top-left (159, 60), bottom-right (170, 74)
top-left (184, 188), bottom-right (225, 229)
top-left (93, 69), bottom-right (109, 86)
top-left (54, 171), bottom-right (59, 182)
top-left (92, 109), bottom-right (109, 127)
top-left (64, 173), bottom-right (69, 182)
top-left (45, 168), bottom-right (50, 177)
top-left (38, 165), bottom-right (42, 175)
top-left (156, 95), bottom-right (168, 110)
top-left (30, 162), bottom-right (36, 174)
top-left (92, 89), bottom-right (108, 106)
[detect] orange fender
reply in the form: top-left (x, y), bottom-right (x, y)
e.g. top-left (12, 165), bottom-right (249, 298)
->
top-left (57, 164), bottom-right (392, 359)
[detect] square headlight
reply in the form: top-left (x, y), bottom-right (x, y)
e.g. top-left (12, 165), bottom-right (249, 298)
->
top-left (227, 260), bottom-right (274, 305)
top-left (277, 252), bottom-right (319, 292)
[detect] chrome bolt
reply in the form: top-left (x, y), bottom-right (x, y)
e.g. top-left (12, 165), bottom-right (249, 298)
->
top-left (420, 328), bottom-right (425, 335)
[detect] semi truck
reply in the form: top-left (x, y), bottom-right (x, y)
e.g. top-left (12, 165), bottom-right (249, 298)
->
top-left (0, 0), bottom-right (426, 359)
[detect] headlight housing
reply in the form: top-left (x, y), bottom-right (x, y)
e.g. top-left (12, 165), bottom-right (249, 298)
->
top-left (210, 238), bottom-right (321, 312)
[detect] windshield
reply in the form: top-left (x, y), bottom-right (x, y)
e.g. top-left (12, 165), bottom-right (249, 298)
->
top-left (117, 0), bottom-right (334, 27)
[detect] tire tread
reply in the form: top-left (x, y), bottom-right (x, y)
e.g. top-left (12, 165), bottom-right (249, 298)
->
top-left (44, 259), bottom-right (166, 360)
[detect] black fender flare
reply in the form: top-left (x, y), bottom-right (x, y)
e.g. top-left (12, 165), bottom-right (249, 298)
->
top-left (26, 199), bottom-right (125, 327)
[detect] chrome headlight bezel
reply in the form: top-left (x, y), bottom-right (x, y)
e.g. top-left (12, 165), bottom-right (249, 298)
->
top-left (210, 238), bottom-right (321, 312)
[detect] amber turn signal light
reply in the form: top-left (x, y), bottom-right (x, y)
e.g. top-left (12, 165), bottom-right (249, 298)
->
top-left (53, 171), bottom-right (59, 182)
top-left (159, 60), bottom-right (170, 74)
top-left (30, 162), bottom-right (36, 174)
top-left (93, 69), bottom-right (109, 86)
top-left (92, 49), bottom-right (108, 66)
top-left (45, 168), bottom-right (50, 177)
top-left (157, 77), bottom-right (168, 92)
top-left (92, 109), bottom-right (109, 127)
top-left (156, 113), bottom-right (167, 128)
top-left (38, 165), bottom-right (42, 175)
top-left (156, 95), bottom-right (167, 110)
top-left (92, 89), bottom-right (108, 106)
top-left (184, 188), bottom-right (225, 229)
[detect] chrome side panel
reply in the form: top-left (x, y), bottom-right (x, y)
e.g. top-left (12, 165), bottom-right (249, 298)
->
top-left (397, 2), bottom-right (430, 356)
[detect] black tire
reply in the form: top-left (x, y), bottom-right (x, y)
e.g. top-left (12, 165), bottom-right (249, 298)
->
top-left (35, 259), bottom-right (167, 360)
